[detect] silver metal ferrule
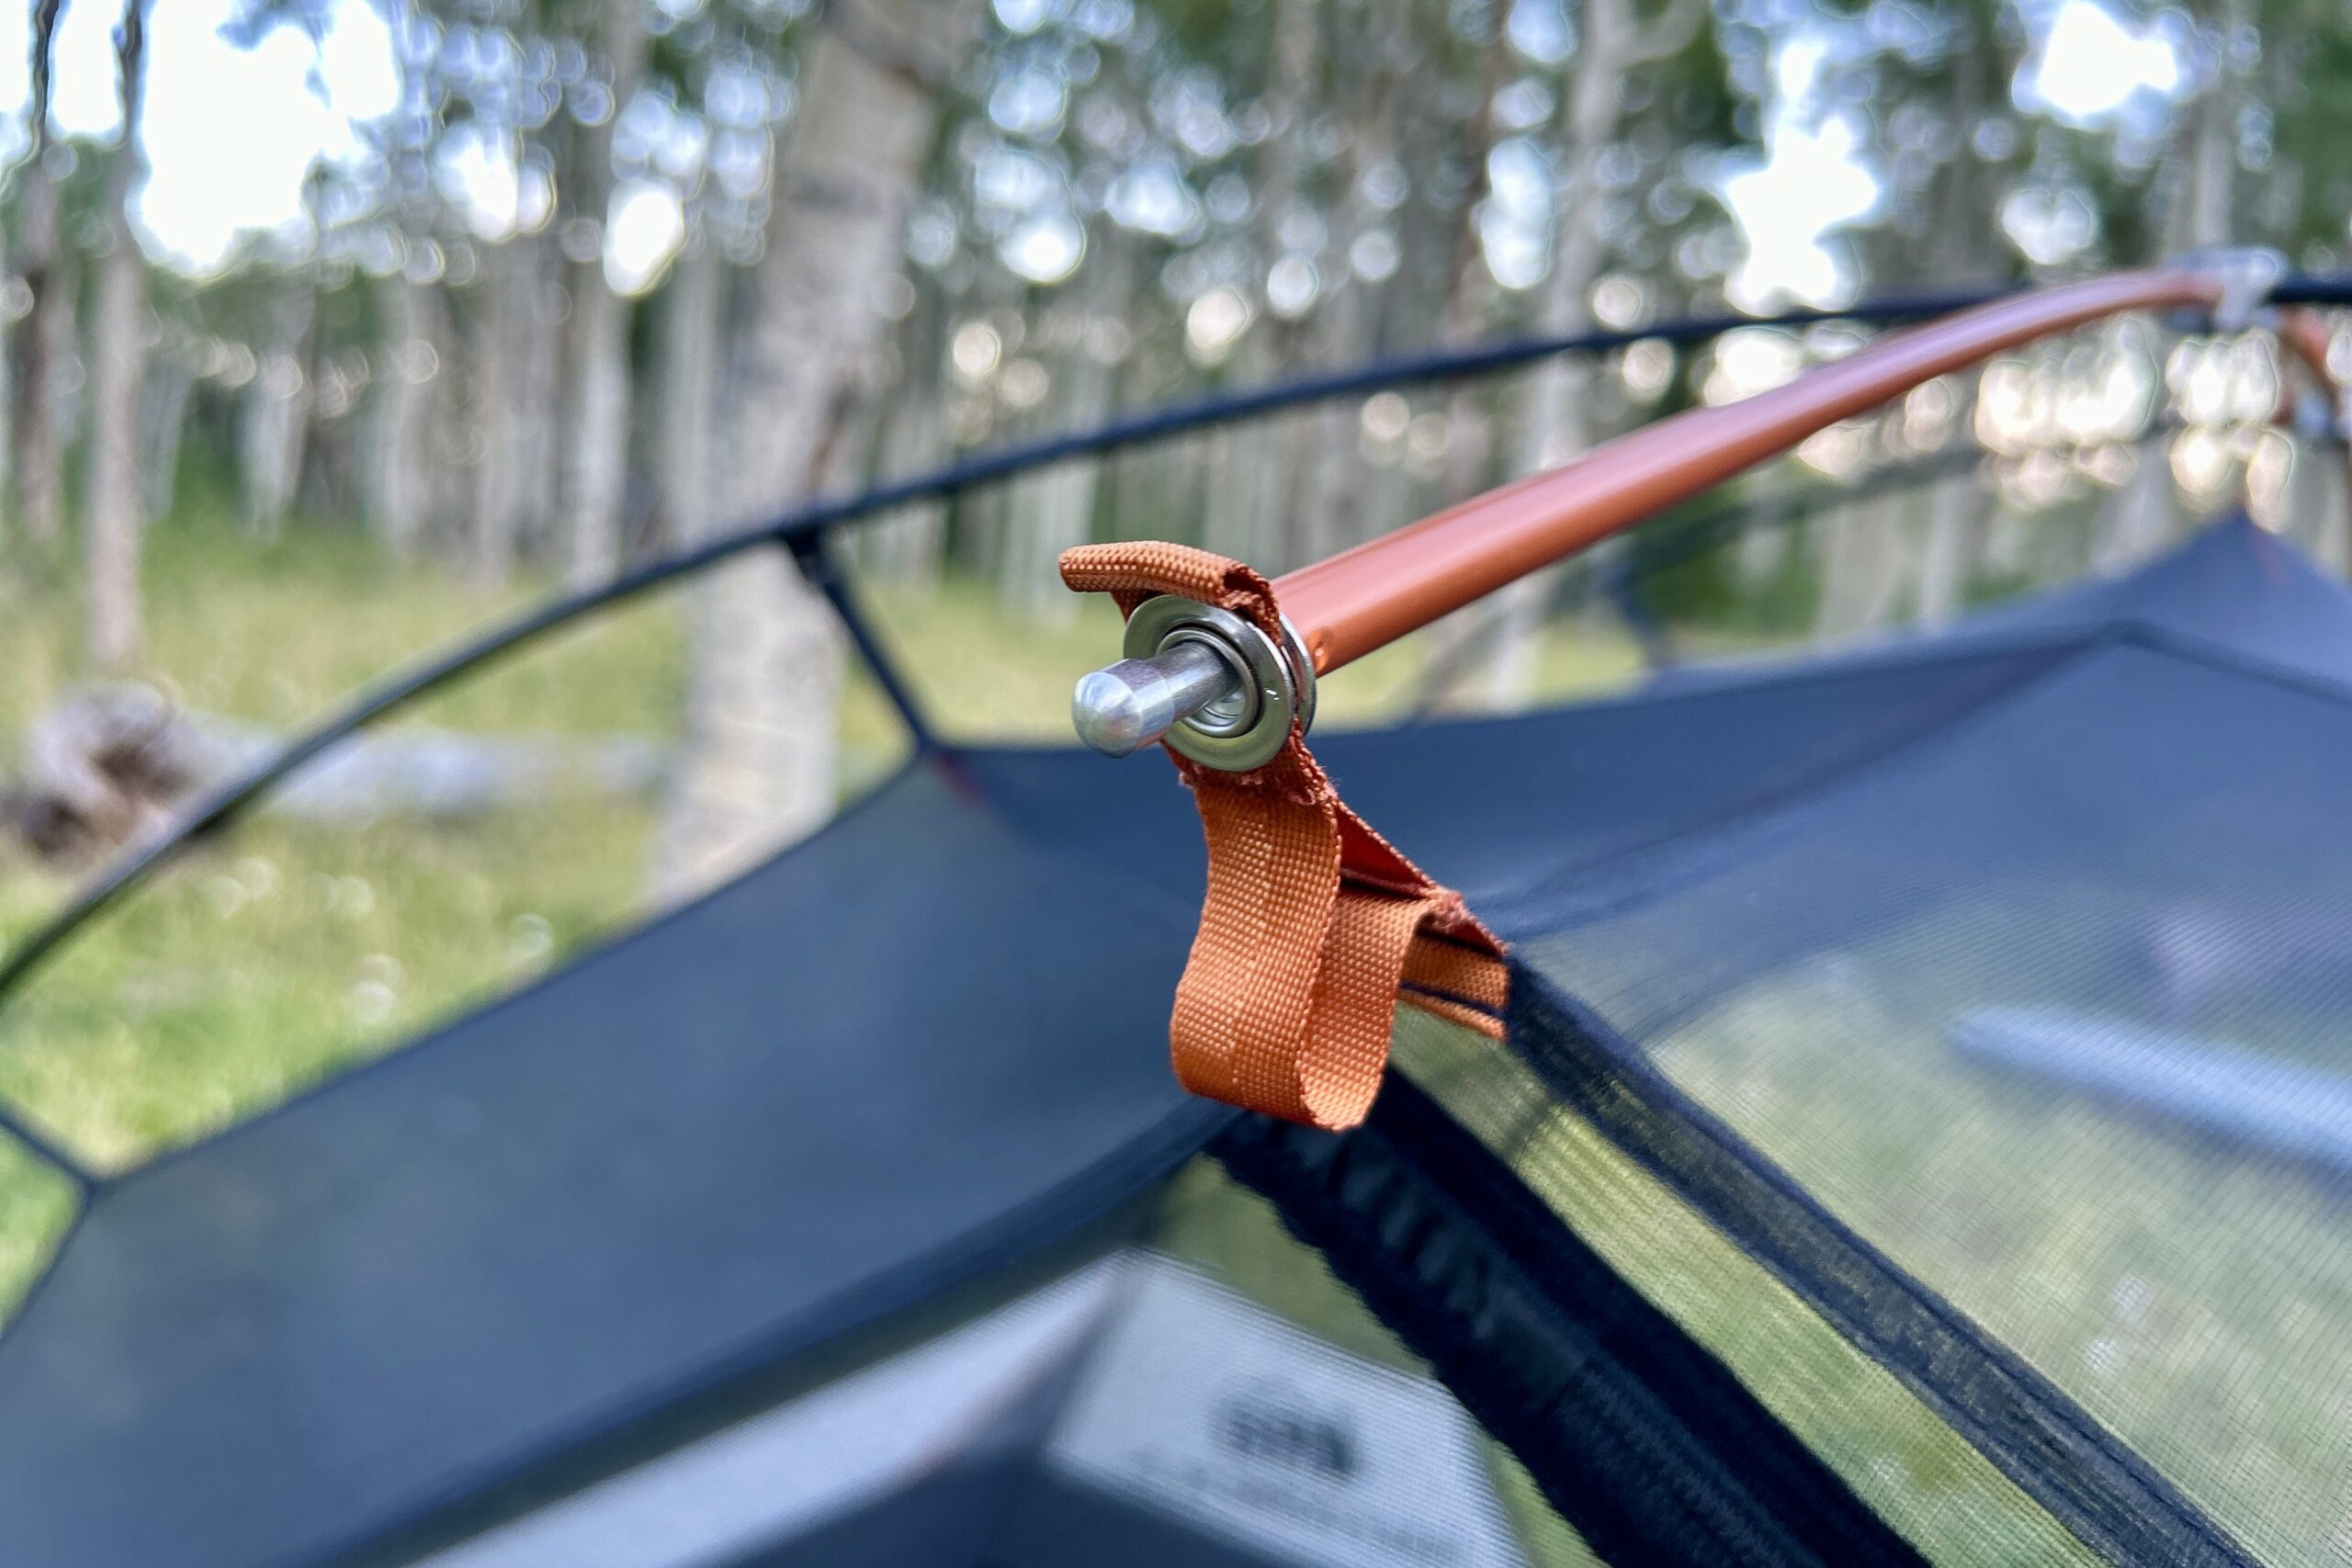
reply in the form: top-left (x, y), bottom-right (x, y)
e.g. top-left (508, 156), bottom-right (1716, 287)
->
top-left (1070, 639), bottom-right (1244, 757)
top-left (1070, 595), bottom-right (1317, 771)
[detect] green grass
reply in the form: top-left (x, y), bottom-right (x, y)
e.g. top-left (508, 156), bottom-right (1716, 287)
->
top-left (0, 513), bottom-right (685, 739)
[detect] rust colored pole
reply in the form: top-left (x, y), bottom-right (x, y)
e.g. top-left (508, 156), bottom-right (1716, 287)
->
top-left (1275, 269), bottom-right (2228, 675)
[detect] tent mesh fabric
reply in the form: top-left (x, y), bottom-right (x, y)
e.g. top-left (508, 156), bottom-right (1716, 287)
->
top-left (1491, 632), bottom-right (2352, 1562)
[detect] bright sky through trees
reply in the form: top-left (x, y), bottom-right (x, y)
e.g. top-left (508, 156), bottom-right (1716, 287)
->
top-left (0, 0), bottom-right (2193, 296)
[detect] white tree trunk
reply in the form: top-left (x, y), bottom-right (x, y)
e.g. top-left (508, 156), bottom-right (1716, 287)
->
top-left (241, 284), bottom-right (315, 537)
top-left (2096, 439), bottom-right (2179, 574)
top-left (1915, 461), bottom-right (1981, 626)
top-left (1813, 500), bottom-right (1914, 641)
top-left (515, 231), bottom-right (563, 555)
top-left (1205, 0), bottom-right (1316, 570)
top-left (9, 0), bottom-right (68, 557)
top-left (1476, 0), bottom-right (1668, 706)
top-left (370, 270), bottom-right (439, 559)
top-left (83, 0), bottom-right (153, 670)
top-left (469, 239), bottom-right (524, 591)
top-left (1000, 244), bottom-right (1123, 621)
top-left (863, 382), bottom-right (947, 584)
top-left (565, 279), bottom-right (633, 583)
top-left (656, 238), bottom-right (723, 549)
top-left (654, 0), bottom-right (974, 900)
top-left (563, 0), bottom-right (647, 587)
top-left (2098, 9), bottom-right (2243, 574)
top-left (1908, 52), bottom-right (1997, 623)
top-left (141, 346), bottom-right (194, 521)
top-left (2282, 428), bottom-right (2349, 573)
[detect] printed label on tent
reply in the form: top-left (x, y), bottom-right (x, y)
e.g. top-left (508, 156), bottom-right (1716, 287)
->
top-left (1045, 1256), bottom-right (1530, 1568)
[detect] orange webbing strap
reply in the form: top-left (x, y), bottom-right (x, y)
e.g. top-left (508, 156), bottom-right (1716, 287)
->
top-left (1061, 541), bottom-right (1508, 1130)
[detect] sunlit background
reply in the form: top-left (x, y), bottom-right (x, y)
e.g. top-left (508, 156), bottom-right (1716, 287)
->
top-left (0, 0), bottom-right (2247, 291)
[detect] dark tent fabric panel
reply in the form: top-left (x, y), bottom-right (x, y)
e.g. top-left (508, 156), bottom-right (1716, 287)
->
top-left (1516, 633), bottom-right (2352, 1035)
top-left (0, 762), bottom-right (1226, 1568)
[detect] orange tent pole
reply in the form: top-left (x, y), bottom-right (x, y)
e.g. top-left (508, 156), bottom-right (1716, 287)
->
top-left (1274, 269), bottom-right (2229, 675)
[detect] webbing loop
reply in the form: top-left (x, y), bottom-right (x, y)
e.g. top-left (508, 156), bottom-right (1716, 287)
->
top-left (1061, 542), bottom-right (1508, 1130)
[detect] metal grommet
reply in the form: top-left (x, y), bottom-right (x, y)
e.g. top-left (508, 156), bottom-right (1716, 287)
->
top-left (1123, 595), bottom-right (1316, 771)
top-left (1276, 613), bottom-right (1319, 739)
top-left (1160, 627), bottom-right (1261, 738)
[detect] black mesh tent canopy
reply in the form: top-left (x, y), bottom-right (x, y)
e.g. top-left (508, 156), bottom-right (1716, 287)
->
top-left (7, 278), bottom-right (2352, 1568)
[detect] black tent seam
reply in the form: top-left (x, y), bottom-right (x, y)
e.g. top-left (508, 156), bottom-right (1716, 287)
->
top-left (1501, 964), bottom-right (2257, 1568)
top-left (0, 1201), bottom-right (85, 1347)
top-left (788, 531), bottom-right (940, 754)
top-left (1214, 1077), bottom-right (1930, 1568)
top-left (1374, 1073), bottom-right (1939, 1564)
top-left (2120, 618), bottom-right (2352, 715)
top-left (0, 1102), bottom-right (94, 1192)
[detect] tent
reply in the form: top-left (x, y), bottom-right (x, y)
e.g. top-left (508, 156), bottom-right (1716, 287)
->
top-left (0, 512), bottom-right (2346, 1567)
top-left (6, 264), bottom-right (2352, 1568)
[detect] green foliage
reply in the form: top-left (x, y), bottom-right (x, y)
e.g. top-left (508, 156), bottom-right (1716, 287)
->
top-left (1635, 513), bottom-right (1821, 634)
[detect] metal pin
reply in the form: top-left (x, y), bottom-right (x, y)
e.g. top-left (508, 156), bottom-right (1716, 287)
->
top-left (1071, 639), bottom-right (1244, 757)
